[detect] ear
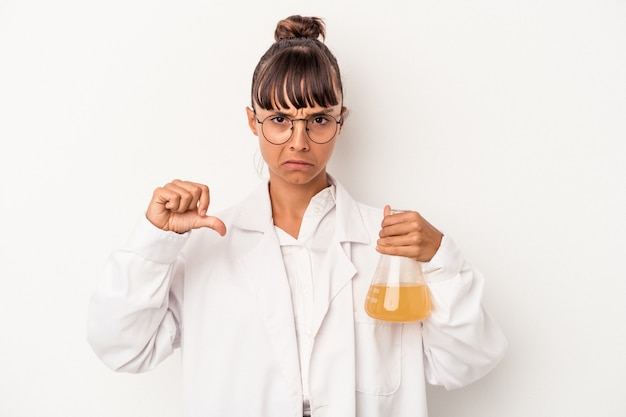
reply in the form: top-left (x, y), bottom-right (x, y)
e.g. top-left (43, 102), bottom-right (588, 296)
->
top-left (246, 107), bottom-right (259, 136)
top-left (337, 106), bottom-right (348, 134)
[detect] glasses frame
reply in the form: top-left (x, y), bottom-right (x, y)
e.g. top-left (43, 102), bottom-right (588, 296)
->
top-left (254, 111), bottom-right (342, 145)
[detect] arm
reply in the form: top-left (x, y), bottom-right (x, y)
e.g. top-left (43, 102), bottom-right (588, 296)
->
top-left (377, 206), bottom-right (507, 389)
top-left (86, 217), bottom-right (187, 373)
top-left (87, 179), bottom-right (227, 372)
top-left (420, 236), bottom-right (507, 389)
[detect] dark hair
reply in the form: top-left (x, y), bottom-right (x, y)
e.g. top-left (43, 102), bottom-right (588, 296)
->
top-left (251, 15), bottom-right (343, 111)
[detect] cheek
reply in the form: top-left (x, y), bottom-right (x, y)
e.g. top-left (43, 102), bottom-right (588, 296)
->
top-left (258, 140), bottom-right (278, 162)
top-left (320, 143), bottom-right (337, 162)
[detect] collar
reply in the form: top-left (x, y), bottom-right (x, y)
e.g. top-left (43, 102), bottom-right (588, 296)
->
top-left (231, 174), bottom-right (370, 245)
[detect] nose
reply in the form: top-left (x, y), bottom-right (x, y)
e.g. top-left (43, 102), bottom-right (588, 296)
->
top-left (289, 119), bottom-right (310, 149)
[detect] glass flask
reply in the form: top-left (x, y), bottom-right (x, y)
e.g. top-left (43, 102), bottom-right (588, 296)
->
top-left (364, 211), bottom-right (431, 322)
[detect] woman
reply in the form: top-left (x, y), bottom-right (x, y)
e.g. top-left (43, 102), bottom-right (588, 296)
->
top-left (87, 15), bottom-right (507, 417)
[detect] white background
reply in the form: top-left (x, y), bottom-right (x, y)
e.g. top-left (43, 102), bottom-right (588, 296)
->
top-left (1, 0), bottom-right (625, 416)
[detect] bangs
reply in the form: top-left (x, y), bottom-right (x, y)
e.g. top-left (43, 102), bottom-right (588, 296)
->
top-left (254, 48), bottom-right (340, 110)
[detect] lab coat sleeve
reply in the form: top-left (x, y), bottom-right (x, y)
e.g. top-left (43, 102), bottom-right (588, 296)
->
top-left (420, 235), bottom-right (508, 389)
top-left (87, 216), bottom-right (188, 373)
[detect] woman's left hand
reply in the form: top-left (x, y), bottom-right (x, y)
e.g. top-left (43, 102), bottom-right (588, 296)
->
top-left (376, 205), bottom-right (443, 262)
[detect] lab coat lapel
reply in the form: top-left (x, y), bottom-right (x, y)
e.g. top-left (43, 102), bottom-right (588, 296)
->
top-left (311, 179), bottom-right (370, 339)
top-left (308, 179), bottom-right (371, 416)
top-left (231, 183), bottom-right (302, 403)
top-left (311, 240), bottom-right (356, 339)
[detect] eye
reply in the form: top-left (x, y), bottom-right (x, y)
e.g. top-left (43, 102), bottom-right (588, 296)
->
top-left (269, 116), bottom-right (288, 125)
top-left (311, 115), bottom-right (331, 126)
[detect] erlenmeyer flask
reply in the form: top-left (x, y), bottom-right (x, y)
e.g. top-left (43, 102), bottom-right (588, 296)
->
top-left (364, 211), bottom-right (431, 322)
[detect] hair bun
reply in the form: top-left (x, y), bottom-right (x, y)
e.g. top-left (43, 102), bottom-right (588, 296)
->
top-left (274, 15), bottom-right (326, 42)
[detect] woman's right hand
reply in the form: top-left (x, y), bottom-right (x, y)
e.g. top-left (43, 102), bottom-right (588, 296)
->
top-left (145, 179), bottom-right (227, 235)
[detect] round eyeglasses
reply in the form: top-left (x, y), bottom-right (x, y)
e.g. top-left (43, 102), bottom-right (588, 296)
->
top-left (255, 113), bottom-right (342, 145)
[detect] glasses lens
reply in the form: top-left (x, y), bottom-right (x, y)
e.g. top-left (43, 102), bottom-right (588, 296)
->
top-left (307, 115), bottom-right (338, 144)
top-left (261, 116), bottom-right (292, 145)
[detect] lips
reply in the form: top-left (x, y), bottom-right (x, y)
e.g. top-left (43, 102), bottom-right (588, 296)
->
top-left (283, 159), bottom-right (313, 168)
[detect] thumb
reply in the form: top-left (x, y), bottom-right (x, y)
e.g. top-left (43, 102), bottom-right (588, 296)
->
top-left (383, 204), bottom-right (391, 217)
top-left (195, 215), bottom-right (227, 236)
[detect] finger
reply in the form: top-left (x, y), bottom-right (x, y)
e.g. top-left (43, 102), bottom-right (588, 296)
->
top-left (154, 186), bottom-right (184, 212)
top-left (196, 183), bottom-right (210, 216)
top-left (380, 205), bottom-right (395, 230)
top-left (164, 181), bottom-right (201, 213)
top-left (196, 215), bottom-right (227, 236)
top-left (381, 207), bottom-right (413, 227)
top-left (379, 231), bottom-right (419, 245)
top-left (147, 187), bottom-right (180, 229)
top-left (376, 243), bottom-right (415, 258)
top-left (380, 210), bottom-right (424, 235)
top-left (172, 180), bottom-right (206, 203)
top-left (378, 227), bottom-right (443, 262)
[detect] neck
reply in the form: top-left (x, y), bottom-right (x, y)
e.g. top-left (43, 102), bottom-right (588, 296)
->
top-left (268, 173), bottom-right (330, 238)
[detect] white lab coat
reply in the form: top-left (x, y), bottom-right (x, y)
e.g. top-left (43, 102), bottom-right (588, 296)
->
top-left (87, 177), bottom-right (507, 417)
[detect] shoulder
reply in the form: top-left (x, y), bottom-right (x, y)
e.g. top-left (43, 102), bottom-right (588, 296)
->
top-left (188, 181), bottom-right (271, 243)
top-left (333, 178), bottom-right (383, 242)
top-left (333, 178), bottom-right (381, 221)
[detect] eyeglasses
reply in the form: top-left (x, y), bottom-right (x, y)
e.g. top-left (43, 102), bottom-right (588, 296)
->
top-left (255, 112), bottom-right (342, 145)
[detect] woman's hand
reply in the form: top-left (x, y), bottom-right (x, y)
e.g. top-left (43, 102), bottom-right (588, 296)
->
top-left (376, 205), bottom-right (443, 262)
top-left (146, 179), bottom-right (227, 235)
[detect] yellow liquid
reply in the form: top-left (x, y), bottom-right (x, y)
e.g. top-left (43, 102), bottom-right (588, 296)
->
top-left (365, 283), bottom-right (431, 322)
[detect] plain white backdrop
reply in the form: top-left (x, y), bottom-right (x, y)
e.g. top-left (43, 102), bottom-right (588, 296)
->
top-left (1, 0), bottom-right (625, 416)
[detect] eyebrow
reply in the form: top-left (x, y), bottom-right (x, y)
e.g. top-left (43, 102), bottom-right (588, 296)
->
top-left (266, 107), bottom-right (338, 117)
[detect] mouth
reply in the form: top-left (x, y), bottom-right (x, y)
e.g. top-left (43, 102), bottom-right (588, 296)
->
top-left (282, 159), bottom-right (314, 169)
